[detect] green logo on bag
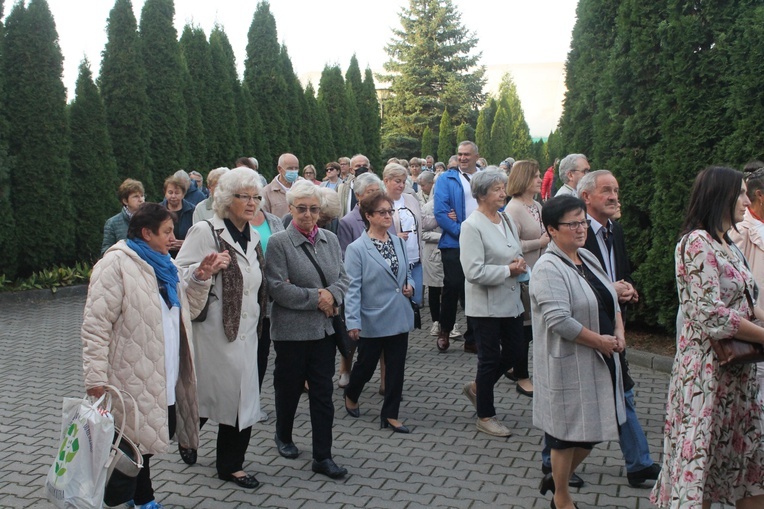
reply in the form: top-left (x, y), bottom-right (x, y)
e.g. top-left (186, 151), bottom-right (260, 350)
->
top-left (54, 422), bottom-right (80, 477)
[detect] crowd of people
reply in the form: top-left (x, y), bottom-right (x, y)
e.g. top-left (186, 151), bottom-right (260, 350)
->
top-left (83, 143), bottom-right (764, 509)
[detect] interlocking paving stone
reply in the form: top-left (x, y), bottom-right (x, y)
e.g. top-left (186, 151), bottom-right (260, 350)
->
top-left (0, 293), bottom-right (736, 508)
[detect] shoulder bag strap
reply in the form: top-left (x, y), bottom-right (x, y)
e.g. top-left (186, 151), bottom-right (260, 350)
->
top-left (550, 252), bottom-right (608, 311)
top-left (300, 242), bottom-right (328, 287)
top-left (205, 220), bottom-right (222, 252)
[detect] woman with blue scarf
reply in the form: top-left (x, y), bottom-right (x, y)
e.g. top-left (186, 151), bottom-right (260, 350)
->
top-left (82, 203), bottom-right (226, 509)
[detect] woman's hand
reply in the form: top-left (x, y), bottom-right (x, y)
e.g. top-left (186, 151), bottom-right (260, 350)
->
top-left (349, 329), bottom-right (360, 341)
top-left (509, 257), bottom-right (528, 277)
top-left (402, 284), bottom-right (414, 298)
top-left (447, 209), bottom-right (458, 221)
top-left (195, 252), bottom-right (227, 280)
top-left (597, 334), bottom-right (619, 357)
top-left (317, 289), bottom-right (335, 315)
top-left (539, 231), bottom-right (551, 248)
top-left (397, 232), bottom-right (410, 241)
top-left (615, 336), bottom-right (626, 353)
top-left (86, 386), bottom-right (105, 398)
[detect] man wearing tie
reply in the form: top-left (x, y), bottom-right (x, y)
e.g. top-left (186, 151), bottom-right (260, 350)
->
top-left (538, 169), bottom-right (660, 488)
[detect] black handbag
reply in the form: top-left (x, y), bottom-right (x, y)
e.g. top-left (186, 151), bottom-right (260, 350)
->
top-left (299, 243), bottom-right (353, 359)
top-left (411, 300), bottom-right (421, 329)
top-left (192, 220), bottom-right (222, 323)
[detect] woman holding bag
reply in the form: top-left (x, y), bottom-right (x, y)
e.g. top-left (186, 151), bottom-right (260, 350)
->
top-left (343, 192), bottom-right (415, 434)
top-left (652, 166), bottom-right (764, 509)
top-left (82, 203), bottom-right (223, 509)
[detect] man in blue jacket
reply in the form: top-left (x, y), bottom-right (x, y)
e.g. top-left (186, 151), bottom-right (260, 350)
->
top-left (432, 140), bottom-right (481, 353)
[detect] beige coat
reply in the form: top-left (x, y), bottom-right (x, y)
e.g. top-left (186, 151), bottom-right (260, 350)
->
top-left (82, 241), bottom-right (208, 455)
top-left (421, 199), bottom-right (443, 287)
top-left (261, 176), bottom-right (291, 219)
top-left (176, 215), bottom-right (264, 430)
top-left (504, 198), bottom-right (546, 268)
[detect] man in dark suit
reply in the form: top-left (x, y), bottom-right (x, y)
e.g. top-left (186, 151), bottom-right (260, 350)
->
top-left (577, 170), bottom-right (662, 487)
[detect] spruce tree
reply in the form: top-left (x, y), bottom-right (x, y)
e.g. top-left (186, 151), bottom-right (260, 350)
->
top-left (421, 126), bottom-right (434, 160)
top-left (381, 0), bottom-right (486, 144)
top-left (244, 1), bottom-right (289, 170)
top-left (179, 24), bottom-right (213, 168)
top-left (208, 25), bottom-right (240, 167)
top-left (318, 65), bottom-right (352, 157)
top-left (498, 74), bottom-right (532, 158)
top-left (139, 0), bottom-right (187, 194)
top-left (99, 0), bottom-right (152, 195)
top-left (305, 82), bottom-right (334, 166)
top-left (360, 68), bottom-right (382, 170)
top-left (345, 55), bottom-right (366, 154)
top-left (4, 0), bottom-right (73, 272)
top-left (69, 60), bottom-right (119, 261)
top-left (437, 109), bottom-right (453, 163)
top-left (0, 0), bottom-right (17, 277)
top-left (279, 44), bottom-right (305, 158)
top-left (344, 85), bottom-right (364, 155)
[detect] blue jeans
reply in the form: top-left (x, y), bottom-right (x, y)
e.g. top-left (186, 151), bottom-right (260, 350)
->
top-left (410, 261), bottom-right (423, 307)
top-left (541, 388), bottom-right (654, 473)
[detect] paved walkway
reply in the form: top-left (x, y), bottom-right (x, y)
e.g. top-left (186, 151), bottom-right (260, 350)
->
top-left (0, 292), bottom-right (729, 508)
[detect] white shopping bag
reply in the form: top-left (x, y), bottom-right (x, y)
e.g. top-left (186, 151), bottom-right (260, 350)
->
top-left (45, 394), bottom-right (115, 509)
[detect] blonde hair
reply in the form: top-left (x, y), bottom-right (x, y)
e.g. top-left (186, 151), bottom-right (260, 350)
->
top-left (505, 160), bottom-right (540, 196)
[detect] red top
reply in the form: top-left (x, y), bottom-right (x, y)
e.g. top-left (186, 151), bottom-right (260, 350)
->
top-left (541, 166), bottom-right (556, 201)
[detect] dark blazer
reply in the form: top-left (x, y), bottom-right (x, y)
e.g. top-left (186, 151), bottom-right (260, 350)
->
top-left (584, 219), bottom-right (634, 285)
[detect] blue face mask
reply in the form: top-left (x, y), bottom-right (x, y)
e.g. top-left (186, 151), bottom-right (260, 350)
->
top-left (285, 170), bottom-right (299, 183)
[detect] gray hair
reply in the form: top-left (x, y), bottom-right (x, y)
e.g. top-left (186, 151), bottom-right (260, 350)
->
top-left (383, 163), bottom-right (408, 180)
top-left (577, 169), bottom-right (613, 198)
top-left (448, 155), bottom-right (458, 167)
top-left (559, 154), bottom-right (587, 184)
top-left (471, 169), bottom-right (508, 200)
top-left (318, 187), bottom-right (342, 219)
top-left (174, 169), bottom-right (191, 183)
top-left (249, 157), bottom-right (259, 170)
top-left (213, 167), bottom-right (262, 218)
top-left (351, 154), bottom-right (370, 168)
top-left (189, 170), bottom-right (202, 179)
top-left (418, 171), bottom-right (435, 185)
top-left (286, 179), bottom-right (321, 205)
top-left (458, 140), bottom-right (479, 154)
top-left (354, 172), bottom-right (383, 197)
top-left (434, 162), bottom-right (446, 171)
top-left (207, 167), bottom-right (230, 188)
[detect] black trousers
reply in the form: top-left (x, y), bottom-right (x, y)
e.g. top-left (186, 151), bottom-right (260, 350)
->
top-left (273, 335), bottom-right (335, 461)
top-left (345, 333), bottom-right (408, 420)
top-left (440, 248), bottom-right (474, 343)
top-left (472, 316), bottom-right (524, 418)
top-left (134, 405), bottom-right (177, 505)
top-left (199, 417), bottom-right (252, 476)
top-left (428, 286), bottom-right (441, 323)
top-left (258, 317), bottom-right (272, 390)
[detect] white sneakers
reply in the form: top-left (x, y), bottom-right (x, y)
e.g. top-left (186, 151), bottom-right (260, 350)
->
top-left (462, 382), bottom-right (477, 410)
top-left (476, 417), bottom-right (512, 437)
top-left (430, 321), bottom-right (440, 336)
top-left (449, 325), bottom-right (462, 339)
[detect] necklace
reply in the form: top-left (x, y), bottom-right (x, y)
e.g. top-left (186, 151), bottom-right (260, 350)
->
top-left (575, 262), bottom-right (587, 281)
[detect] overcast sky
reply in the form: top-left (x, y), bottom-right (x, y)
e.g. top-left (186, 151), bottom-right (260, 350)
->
top-left (15, 0), bottom-right (579, 133)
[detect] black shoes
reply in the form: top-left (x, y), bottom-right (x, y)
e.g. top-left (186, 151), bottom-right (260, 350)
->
top-left (178, 445), bottom-right (197, 465)
top-left (381, 417), bottom-right (411, 434)
top-left (312, 458), bottom-right (347, 479)
top-left (274, 434), bottom-right (299, 459)
top-left (344, 396), bottom-right (360, 418)
top-left (539, 472), bottom-right (555, 495)
top-left (218, 472), bottom-right (260, 489)
top-left (516, 384), bottom-right (534, 398)
top-left (541, 464), bottom-right (584, 488)
top-left (627, 463), bottom-right (661, 487)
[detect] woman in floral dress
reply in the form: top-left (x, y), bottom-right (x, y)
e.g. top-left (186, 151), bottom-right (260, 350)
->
top-left (651, 166), bottom-right (764, 509)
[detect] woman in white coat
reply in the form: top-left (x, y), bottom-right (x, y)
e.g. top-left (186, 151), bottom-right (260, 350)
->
top-left (176, 167), bottom-right (267, 490)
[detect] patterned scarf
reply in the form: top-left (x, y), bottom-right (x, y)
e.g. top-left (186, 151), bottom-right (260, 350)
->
top-left (292, 220), bottom-right (319, 245)
top-left (217, 235), bottom-right (244, 342)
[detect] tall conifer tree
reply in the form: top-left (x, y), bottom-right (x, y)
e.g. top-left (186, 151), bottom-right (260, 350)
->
top-left (99, 0), bottom-right (152, 195)
top-left (244, 1), bottom-right (288, 170)
top-left (474, 108), bottom-right (490, 163)
top-left (421, 126), bottom-right (434, 160)
top-left (180, 25), bottom-right (213, 168)
top-left (305, 82), bottom-right (334, 165)
top-left (279, 44), bottom-right (305, 159)
top-left (139, 0), bottom-right (187, 193)
top-left (345, 55), bottom-right (366, 154)
top-left (180, 56), bottom-right (205, 170)
top-left (208, 26), bottom-right (240, 167)
top-left (489, 103), bottom-right (512, 162)
top-left (4, 0), bottom-right (73, 272)
top-left (437, 109), bottom-right (453, 163)
top-left (381, 0), bottom-right (485, 143)
top-left (69, 60), bottom-right (119, 261)
top-left (0, 0), bottom-right (17, 277)
top-left (318, 65), bottom-right (352, 157)
top-left (360, 68), bottom-right (382, 170)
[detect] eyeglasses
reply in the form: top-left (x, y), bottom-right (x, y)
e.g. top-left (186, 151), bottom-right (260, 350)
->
top-left (571, 168), bottom-right (590, 174)
top-left (292, 205), bottom-right (321, 215)
top-left (234, 194), bottom-right (262, 203)
top-left (557, 220), bottom-right (589, 231)
top-left (373, 209), bottom-right (395, 217)
top-left (325, 168), bottom-right (337, 172)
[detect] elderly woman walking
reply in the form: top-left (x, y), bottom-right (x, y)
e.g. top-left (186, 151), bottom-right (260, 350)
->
top-left (459, 170), bottom-right (527, 437)
top-left (265, 180), bottom-right (350, 479)
top-left (531, 195), bottom-right (626, 509)
top-left (176, 167), bottom-right (267, 490)
top-left (83, 203), bottom-right (222, 509)
top-left (343, 192), bottom-right (415, 434)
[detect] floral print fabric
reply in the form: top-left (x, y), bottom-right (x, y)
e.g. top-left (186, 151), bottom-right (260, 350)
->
top-left (370, 236), bottom-right (399, 278)
top-left (651, 230), bottom-right (764, 508)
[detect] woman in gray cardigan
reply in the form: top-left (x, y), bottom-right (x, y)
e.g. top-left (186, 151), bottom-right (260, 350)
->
top-left (264, 181), bottom-right (350, 480)
top-left (459, 170), bottom-right (527, 437)
top-left (530, 195), bottom-right (626, 509)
